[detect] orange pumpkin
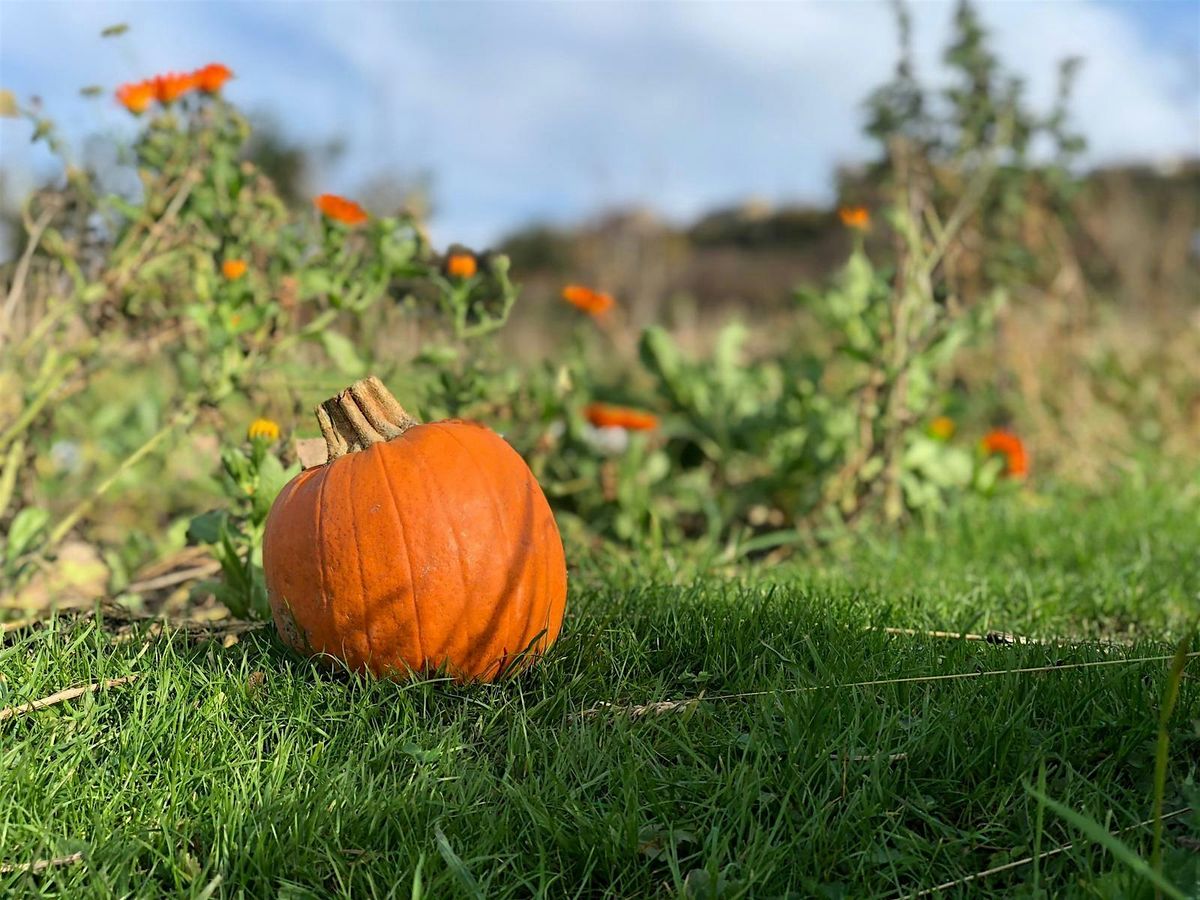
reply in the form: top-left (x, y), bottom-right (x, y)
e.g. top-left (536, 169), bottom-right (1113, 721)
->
top-left (263, 376), bottom-right (567, 682)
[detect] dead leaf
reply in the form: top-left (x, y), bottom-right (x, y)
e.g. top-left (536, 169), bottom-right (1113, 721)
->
top-left (295, 437), bottom-right (327, 470)
top-left (8, 541), bottom-right (109, 613)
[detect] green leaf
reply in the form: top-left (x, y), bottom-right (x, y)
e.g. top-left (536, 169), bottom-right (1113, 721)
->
top-left (736, 529), bottom-right (806, 558)
top-left (298, 270), bottom-right (335, 298)
top-left (318, 330), bottom-right (366, 375)
top-left (252, 455), bottom-right (298, 521)
top-left (0, 438), bottom-right (24, 521)
top-left (1153, 626), bottom-right (1197, 875)
top-left (5, 506), bottom-right (50, 564)
top-left (410, 853), bottom-right (426, 900)
top-left (433, 826), bottom-right (482, 899)
top-left (186, 510), bottom-right (229, 546)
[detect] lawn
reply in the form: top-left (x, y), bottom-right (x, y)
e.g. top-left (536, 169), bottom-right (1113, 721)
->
top-left (2, 478), bottom-right (1197, 898)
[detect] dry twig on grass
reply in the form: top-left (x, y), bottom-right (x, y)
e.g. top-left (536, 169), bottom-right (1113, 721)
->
top-left (0, 675), bottom-right (137, 723)
top-left (874, 626), bottom-right (1136, 647)
top-left (831, 752), bottom-right (908, 763)
top-left (0, 851), bottom-right (85, 875)
top-left (576, 696), bottom-right (702, 721)
top-left (578, 653), bottom-right (1199, 720)
top-left (0, 617), bottom-right (41, 636)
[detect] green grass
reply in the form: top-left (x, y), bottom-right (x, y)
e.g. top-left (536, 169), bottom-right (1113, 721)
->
top-left (2, 480), bottom-right (1198, 898)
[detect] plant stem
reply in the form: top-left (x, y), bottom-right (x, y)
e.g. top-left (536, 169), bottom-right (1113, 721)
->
top-left (1151, 624), bottom-right (1196, 890)
top-left (0, 202), bottom-right (60, 347)
top-left (317, 375), bottom-right (418, 461)
top-left (0, 357), bottom-right (78, 451)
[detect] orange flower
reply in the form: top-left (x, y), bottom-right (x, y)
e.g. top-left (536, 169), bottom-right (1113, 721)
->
top-left (445, 252), bottom-right (478, 279)
top-left (981, 429), bottom-right (1028, 478)
top-left (314, 193), bottom-right (369, 226)
top-left (838, 206), bottom-right (870, 230)
top-left (562, 284), bottom-right (614, 318)
top-left (115, 80), bottom-right (156, 114)
top-left (929, 416), bottom-right (956, 440)
top-left (154, 71), bottom-right (197, 104)
top-left (194, 63), bottom-right (233, 93)
top-left (584, 403), bottom-right (659, 432)
top-left (222, 259), bottom-right (248, 280)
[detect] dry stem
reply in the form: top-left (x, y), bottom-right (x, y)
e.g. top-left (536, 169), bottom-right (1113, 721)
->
top-left (0, 675), bottom-right (137, 723)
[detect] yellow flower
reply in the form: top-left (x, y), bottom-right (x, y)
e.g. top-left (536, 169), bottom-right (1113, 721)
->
top-left (929, 416), bottom-right (956, 440)
top-left (247, 418), bottom-right (281, 442)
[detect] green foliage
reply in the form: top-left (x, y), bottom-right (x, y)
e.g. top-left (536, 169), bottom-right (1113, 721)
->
top-left (186, 433), bottom-right (298, 619)
top-left (0, 76), bottom-right (515, 605)
top-left (0, 1), bottom-right (1160, 610)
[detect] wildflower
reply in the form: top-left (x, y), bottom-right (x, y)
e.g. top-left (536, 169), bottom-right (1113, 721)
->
top-left (222, 259), bottom-right (248, 280)
top-left (838, 206), bottom-right (870, 230)
top-left (981, 428), bottom-right (1028, 478)
top-left (194, 63), bottom-right (233, 93)
top-left (562, 284), bottom-right (614, 318)
top-left (929, 416), bottom-right (956, 440)
top-left (314, 193), bottom-right (369, 226)
top-left (445, 252), bottom-right (478, 279)
top-left (154, 71), bottom-right (197, 104)
top-left (584, 403), bottom-right (659, 432)
top-left (115, 80), bottom-right (155, 114)
top-left (247, 418), bottom-right (281, 442)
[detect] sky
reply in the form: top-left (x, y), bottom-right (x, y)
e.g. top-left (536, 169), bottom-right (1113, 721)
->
top-left (1, 0), bottom-right (1198, 248)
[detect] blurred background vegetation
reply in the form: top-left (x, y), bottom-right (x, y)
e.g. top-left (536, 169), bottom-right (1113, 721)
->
top-left (0, 1), bottom-right (1196, 624)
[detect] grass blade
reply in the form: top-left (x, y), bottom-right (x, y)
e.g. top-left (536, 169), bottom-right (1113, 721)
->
top-left (434, 826), bottom-right (481, 899)
top-left (1026, 786), bottom-right (1187, 900)
top-left (1152, 624), bottom-right (1196, 888)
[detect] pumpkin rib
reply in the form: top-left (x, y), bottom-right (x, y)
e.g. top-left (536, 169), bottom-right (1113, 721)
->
top-left (362, 446), bottom-right (418, 675)
top-left (441, 423), bottom-right (562, 667)
top-left (372, 441), bottom-right (426, 669)
top-left (431, 423), bottom-right (525, 669)
top-left (345, 454), bottom-right (376, 671)
top-left (513, 480), bottom-right (547, 660)
top-left (313, 462), bottom-right (332, 640)
top-left (512, 481), bottom-right (546, 663)
top-left (446, 425), bottom-right (555, 671)
top-left (532, 481), bottom-right (555, 651)
top-left (324, 457), bottom-right (366, 667)
top-left (406, 430), bottom-right (484, 674)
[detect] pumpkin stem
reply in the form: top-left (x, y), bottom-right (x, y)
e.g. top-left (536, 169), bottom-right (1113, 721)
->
top-left (317, 376), bottom-right (419, 461)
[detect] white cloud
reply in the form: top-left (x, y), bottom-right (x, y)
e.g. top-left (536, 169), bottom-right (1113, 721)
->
top-left (1, 0), bottom-right (1195, 247)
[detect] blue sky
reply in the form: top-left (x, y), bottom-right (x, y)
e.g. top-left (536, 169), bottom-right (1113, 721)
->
top-left (2, 1), bottom-right (1197, 248)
